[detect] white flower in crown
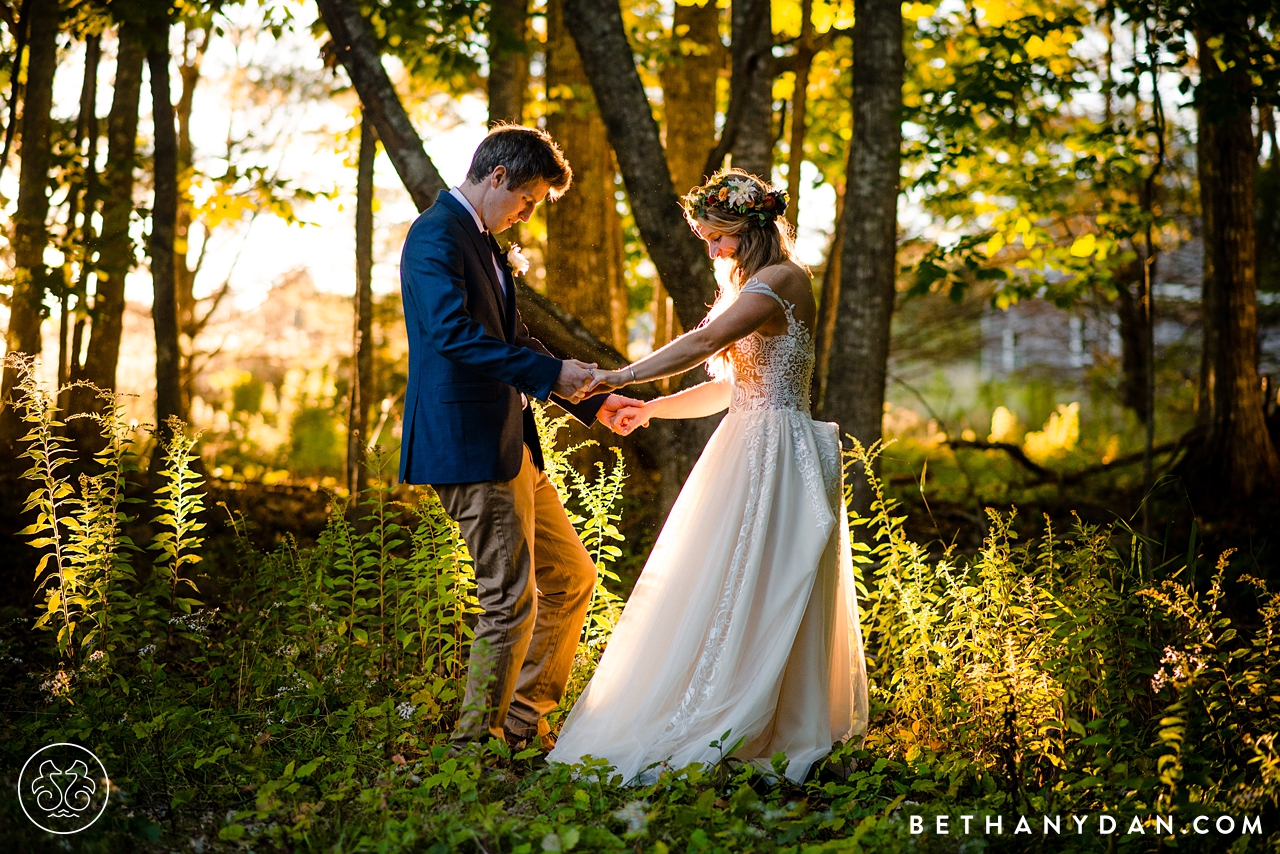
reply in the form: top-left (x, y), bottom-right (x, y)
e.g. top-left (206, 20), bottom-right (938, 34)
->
top-left (506, 244), bottom-right (531, 276)
top-left (724, 179), bottom-right (756, 208)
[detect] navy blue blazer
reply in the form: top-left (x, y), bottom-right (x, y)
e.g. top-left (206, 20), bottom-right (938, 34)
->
top-left (398, 191), bottom-right (605, 485)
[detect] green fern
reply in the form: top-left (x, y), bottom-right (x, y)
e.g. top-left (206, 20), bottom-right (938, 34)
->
top-left (150, 416), bottom-right (207, 625)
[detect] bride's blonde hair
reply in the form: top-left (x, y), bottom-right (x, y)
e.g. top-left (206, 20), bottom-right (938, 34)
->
top-left (681, 169), bottom-right (804, 378)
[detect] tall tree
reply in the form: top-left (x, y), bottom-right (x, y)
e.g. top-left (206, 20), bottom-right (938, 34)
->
top-left (727, 0), bottom-right (774, 178)
top-left (562, 0), bottom-right (718, 331)
top-left (1, 0), bottom-right (60, 448)
top-left (545, 0), bottom-right (628, 351)
top-left (58, 33), bottom-right (101, 412)
top-left (348, 112), bottom-right (376, 498)
top-left (487, 0), bottom-right (528, 125)
top-left (1181, 21), bottom-right (1280, 498)
top-left (1259, 106), bottom-right (1280, 295)
top-left (703, 0), bottom-right (774, 178)
top-left (149, 15), bottom-right (183, 453)
top-left (784, 0), bottom-right (814, 228)
top-left (658, 0), bottom-right (720, 354)
top-left (820, 0), bottom-right (903, 512)
top-left (67, 22), bottom-right (145, 428)
top-left (174, 18), bottom-right (211, 413)
top-left (565, 0), bottom-right (734, 502)
top-left (810, 181), bottom-right (843, 409)
top-left (315, 0), bottom-right (447, 210)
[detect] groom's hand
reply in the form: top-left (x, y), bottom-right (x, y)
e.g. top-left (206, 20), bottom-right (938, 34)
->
top-left (598, 394), bottom-right (644, 434)
top-left (553, 359), bottom-right (597, 403)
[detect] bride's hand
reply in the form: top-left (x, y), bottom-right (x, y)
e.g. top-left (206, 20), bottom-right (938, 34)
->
top-left (587, 368), bottom-right (629, 394)
top-left (615, 404), bottom-right (653, 436)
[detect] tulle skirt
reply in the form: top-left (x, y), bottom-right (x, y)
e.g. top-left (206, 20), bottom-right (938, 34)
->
top-left (546, 408), bottom-right (869, 783)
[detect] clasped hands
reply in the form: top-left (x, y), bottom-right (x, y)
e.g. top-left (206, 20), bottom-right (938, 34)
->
top-left (552, 359), bottom-right (651, 436)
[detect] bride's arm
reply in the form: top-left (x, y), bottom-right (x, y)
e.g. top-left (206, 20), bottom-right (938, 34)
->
top-left (613, 381), bottom-right (731, 434)
top-left (594, 291), bottom-right (780, 389)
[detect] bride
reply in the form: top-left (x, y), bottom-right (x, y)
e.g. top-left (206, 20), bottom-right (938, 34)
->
top-left (545, 169), bottom-right (868, 784)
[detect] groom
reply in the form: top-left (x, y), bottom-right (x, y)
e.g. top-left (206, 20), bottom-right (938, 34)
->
top-left (398, 124), bottom-right (638, 750)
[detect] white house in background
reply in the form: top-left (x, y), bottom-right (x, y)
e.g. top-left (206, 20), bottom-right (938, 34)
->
top-left (980, 238), bottom-right (1280, 381)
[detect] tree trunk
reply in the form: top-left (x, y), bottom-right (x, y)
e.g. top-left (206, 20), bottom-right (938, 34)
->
top-left (727, 0), bottom-right (774, 178)
top-left (487, 0), bottom-right (528, 126)
top-left (58, 34), bottom-right (101, 411)
top-left (656, 0), bottom-right (719, 356)
top-left (562, 0), bottom-right (718, 331)
top-left (69, 23), bottom-right (145, 414)
top-left (175, 21), bottom-right (209, 415)
top-left (1, 0), bottom-right (59, 441)
top-left (149, 24), bottom-right (184, 454)
top-left (820, 0), bottom-right (903, 514)
top-left (785, 0), bottom-right (814, 228)
top-left (545, 0), bottom-right (627, 351)
top-left (1112, 267), bottom-right (1151, 422)
top-left (1181, 31), bottom-right (1280, 499)
top-left (1257, 106), bottom-right (1280, 295)
top-left (811, 180), bottom-right (844, 410)
top-left (348, 112), bottom-right (376, 498)
top-left (315, 0), bottom-right (446, 211)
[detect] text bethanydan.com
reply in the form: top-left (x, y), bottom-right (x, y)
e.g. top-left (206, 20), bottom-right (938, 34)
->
top-left (909, 813), bottom-right (1261, 837)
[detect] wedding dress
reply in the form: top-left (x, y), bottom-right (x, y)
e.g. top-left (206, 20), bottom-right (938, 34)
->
top-left (546, 278), bottom-right (869, 784)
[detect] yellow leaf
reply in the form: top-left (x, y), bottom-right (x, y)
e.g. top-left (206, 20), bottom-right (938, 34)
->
top-left (1069, 233), bottom-right (1096, 257)
top-left (1025, 35), bottom-right (1048, 58)
top-left (1015, 216), bottom-right (1030, 234)
top-left (976, 0), bottom-right (1012, 27)
top-left (902, 2), bottom-right (937, 21)
top-left (984, 233), bottom-right (1006, 258)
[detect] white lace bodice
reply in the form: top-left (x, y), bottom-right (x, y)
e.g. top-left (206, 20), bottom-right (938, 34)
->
top-left (728, 278), bottom-right (815, 414)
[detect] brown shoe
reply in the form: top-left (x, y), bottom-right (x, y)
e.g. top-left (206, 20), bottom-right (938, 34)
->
top-left (506, 731), bottom-right (557, 753)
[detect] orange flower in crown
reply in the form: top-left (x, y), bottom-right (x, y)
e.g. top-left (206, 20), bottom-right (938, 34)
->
top-left (683, 170), bottom-right (789, 228)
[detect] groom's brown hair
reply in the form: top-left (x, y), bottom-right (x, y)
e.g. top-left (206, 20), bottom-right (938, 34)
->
top-left (467, 123), bottom-right (573, 200)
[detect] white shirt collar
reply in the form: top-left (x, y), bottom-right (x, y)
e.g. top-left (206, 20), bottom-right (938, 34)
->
top-left (449, 186), bottom-right (486, 234)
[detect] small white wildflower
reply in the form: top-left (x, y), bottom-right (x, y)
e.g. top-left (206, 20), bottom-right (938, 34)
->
top-left (506, 244), bottom-right (530, 276)
top-left (40, 669), bottom-right (74, 698)
top-left (612, 800), bottom-right (649, 835)
top-left (762, 805), bottom-right (792, 822)
top-left (396, 702), bottom-right (417, 720)
top-left (139, 644), bottom-right (156, 657)
top-left (88, 650), bottom-right (105, 663)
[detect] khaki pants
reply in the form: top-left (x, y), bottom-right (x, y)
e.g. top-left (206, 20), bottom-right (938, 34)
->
top-left (434, 445), bottom-right (596, 743)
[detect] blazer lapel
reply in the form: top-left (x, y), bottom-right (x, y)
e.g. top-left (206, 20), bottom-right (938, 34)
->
top-left (442, 194), bottom-right (509, 329)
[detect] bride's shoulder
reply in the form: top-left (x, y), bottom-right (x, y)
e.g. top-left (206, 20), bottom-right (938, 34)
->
top-left (750, 261), bottom-right (812, 297)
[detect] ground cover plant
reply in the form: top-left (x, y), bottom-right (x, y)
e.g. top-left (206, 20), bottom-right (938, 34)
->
top-left (2, 357), bottom-right (1279, 853)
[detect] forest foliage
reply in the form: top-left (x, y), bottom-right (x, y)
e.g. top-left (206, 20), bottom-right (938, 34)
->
top-left (2, 356), bottom-right (1279, 851)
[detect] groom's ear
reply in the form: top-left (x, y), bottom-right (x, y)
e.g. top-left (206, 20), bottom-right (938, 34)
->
top-left (490, 165), bottom-right (508, 189)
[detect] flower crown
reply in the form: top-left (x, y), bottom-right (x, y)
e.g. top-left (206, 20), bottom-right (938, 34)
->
top-left (683, 171), bottom-right (788, 229)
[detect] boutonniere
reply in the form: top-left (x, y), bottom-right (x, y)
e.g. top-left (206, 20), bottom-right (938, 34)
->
top-left (505, 244), bottom-right (530, 277)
